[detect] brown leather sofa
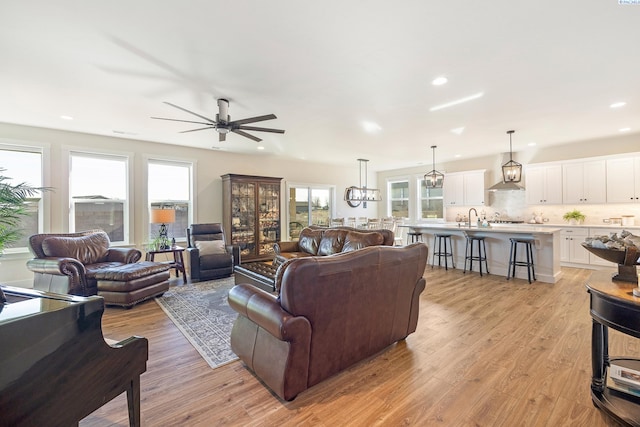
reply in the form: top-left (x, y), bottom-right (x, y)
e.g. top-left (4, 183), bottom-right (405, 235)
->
top-left (27, 230), bottom-right (170, 307)
top-left (273, 226), bottom-right (394, 266)
top-left (228, 242), bottom-right (427, 400)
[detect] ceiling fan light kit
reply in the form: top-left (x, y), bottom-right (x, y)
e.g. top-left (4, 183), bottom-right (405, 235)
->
top-left (151, 98), bottom-right (285, 143)
top-left (344, 159), bottom-right (382, 208)
top-left (424, 145), bottom-right (444, 189)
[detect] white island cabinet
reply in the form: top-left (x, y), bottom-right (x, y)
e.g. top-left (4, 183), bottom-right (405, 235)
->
top-left (403, 223), bottom-right (562, 283)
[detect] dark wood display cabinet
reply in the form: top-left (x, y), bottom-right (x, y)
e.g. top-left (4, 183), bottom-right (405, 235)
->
top-left (586, 270), bottom-right (640, 427)
top-left (221, 174), bottom-right (282, 262)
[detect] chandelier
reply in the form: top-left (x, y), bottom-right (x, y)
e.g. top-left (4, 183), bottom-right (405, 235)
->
top-left (344, 159), bottom-right (382, 208)
top-left (424, 145), bottom-right (444, 188)
top-left (501, 130), bottom-right (522, 183)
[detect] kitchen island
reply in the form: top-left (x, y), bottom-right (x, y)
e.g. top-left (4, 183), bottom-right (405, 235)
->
top-left (404, 223), bottom-right (562, 283)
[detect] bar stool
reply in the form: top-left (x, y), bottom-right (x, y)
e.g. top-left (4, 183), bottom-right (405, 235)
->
top-left (507, 237), bottom-right (536, 284)
top-left (432, 234), bottom-right (455, 270)
top-left (407, 230), bottom-right (423, 244)
top-left (463, 233), bottom-right (489, 276)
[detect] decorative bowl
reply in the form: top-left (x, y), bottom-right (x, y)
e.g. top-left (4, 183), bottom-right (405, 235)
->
top-left (582, 243), bottom-right (639, 283)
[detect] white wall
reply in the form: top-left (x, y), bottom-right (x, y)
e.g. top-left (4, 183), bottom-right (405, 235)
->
top-left (0, 122), bottom-right (380, 285)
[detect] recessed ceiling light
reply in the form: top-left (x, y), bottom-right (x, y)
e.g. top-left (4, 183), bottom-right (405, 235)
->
top-left (429, 92), bottom-right (484, 112)
top-left (60, 115), bottom-right (74, 120)
top-left (454, 154), bottom-right (461, 158)
top-left (432, 76), bottom-right (448, 86)
top-left (528, 142), bottom-right (537, 146)
top-left (450, 127), bottom-right (465, 135)
top-left (257, 146), bottom-right (265, 150)
top-left (619, 127), bottom-right (631, 132)
top-left (362, 121), bottom-right (382, 133)
top-left (610, 102), bottom-right (627, 109)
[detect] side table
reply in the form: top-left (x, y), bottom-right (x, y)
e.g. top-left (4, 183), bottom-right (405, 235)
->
top-left (146, 246), bottom-right (187, 280)
top-left (586, 270), bottom-right (640, 427)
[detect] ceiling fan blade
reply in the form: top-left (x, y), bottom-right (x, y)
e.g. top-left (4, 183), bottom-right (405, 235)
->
top-left (163, 101), bottom-right (217, 124)
top-left (179, 127), bottom-right (215, 133)
top-left (219, 132), bottom-right (226, 142)
top-left (237, 125), bottom-right (285, 134)
top-left (151, 117), bottom-right (213, 126)
top-left (232, 129), bottom-right (262, 142)
top-left (231, 114), bottom-right (277, 126)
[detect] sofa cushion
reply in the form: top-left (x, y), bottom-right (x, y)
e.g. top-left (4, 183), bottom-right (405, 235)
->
top-left (317, 229), bottom-right (347, 256)
top-left (297, 228), bottom-right (323, 255)
top-left (341, 231), bottom-right (384, 252)
top-left (196, 240), bottom-right (226, 256)
top-left (42, 233), bottom-right (110, 265)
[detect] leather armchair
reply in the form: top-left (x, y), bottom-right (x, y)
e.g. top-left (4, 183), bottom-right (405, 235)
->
top-left (27, 230), bottom-right (142, 297)
top-left (186, 223), bottom-right (239, 281)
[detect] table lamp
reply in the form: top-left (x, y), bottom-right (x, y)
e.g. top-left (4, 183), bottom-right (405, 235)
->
top-left (150, 208), bottom-right (176, 250)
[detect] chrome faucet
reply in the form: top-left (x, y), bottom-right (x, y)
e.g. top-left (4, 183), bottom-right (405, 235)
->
top-left (468, 208), bottom-right (478, 228)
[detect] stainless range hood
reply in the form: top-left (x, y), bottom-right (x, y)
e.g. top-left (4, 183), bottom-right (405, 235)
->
top-left (488, 180), bottom-right (524, 192)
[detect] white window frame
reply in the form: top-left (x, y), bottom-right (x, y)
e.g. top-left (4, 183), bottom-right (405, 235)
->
top-left (0, 141), bottom-right (49, 254)
top-left (386, 177), bottom-right (410, 220)
top-left (285, 182), bottom-right (336, 238)
top-left (68, 150), bottom-right (132, 245)
top-left (146, 158), bottom-right (194, 245)
top-left (417, 176), bottom-right (444, 221)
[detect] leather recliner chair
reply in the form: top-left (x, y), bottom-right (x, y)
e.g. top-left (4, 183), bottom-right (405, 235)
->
top-left (186, 223), bottom-right (239, 281)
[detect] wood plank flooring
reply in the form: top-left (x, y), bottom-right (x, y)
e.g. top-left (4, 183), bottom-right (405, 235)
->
top-left (81, 267), bottom-right (632, 426)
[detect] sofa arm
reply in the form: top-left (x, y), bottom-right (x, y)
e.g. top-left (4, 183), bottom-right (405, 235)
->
top-left (228, 284), bottom-right (310, 341)
top-left (186, 247), bottom-right (201, 280)
top-left (27, 257), bottom-right (86, 277)
top-left (273, 241), bottom-right (299, 255)
top-left (106, 247), bottom-right (142, 264)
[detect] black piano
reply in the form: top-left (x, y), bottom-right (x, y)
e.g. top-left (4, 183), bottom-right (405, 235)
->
top-left (0, 285), bottom-right (148, 427)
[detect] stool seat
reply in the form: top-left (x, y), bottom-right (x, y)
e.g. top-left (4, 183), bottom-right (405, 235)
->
top-left (463, 234), bottom-right (489, 276)
top-left (432, 234), bottom-right (455, 270)
top-left (507, 237), bottom-right (536, 284)
top-left (407, 230), bottom-right (423, 244)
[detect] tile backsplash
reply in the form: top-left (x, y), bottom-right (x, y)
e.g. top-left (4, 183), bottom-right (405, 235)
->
top-left (446, 190), bottom-right (640, 226)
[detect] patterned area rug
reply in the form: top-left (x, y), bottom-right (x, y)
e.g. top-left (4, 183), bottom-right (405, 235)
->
top-left (155, 277), bottom-right (238, 369)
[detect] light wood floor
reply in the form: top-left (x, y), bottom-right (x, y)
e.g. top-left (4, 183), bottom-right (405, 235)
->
top-left (80, 267), bottom-right (633, 426)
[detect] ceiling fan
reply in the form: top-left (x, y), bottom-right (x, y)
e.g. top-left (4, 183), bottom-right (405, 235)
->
top-left (151, 98), bottom-right (285, 142)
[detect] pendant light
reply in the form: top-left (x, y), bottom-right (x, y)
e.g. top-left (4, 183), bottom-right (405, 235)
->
top-left (424, 145), bottom-right (444, 189)
top-left (501, 130), bottom-right (522, 183)
top-left (344, 159), bottom-right (382, 208)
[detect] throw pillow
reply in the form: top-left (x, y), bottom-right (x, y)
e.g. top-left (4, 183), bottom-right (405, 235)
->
top-left (196, 240), bottom-right (226, 256)
top-left (42, 233), bottom-right (110, 265)
top-left (297, 228), bottom-right (323, 255)
top-left (342, 231), bottom-right (384, 252)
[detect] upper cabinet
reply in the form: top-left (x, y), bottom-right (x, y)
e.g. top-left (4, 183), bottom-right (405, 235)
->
top-left (606, 157), bottom-right (640, 203)
top-left (526, 164), bottom-right (562, 205)
top-left (444, 170), bottom-right (486, 206)
top-left (562, 160), bottom-right (606, 204)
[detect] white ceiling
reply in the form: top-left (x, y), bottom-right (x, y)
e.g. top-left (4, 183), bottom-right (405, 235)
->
top-left (1, 1), bottom-right (639, 171)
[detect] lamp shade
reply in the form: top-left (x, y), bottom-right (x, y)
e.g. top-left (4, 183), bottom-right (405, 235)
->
top-left (150, 208), bottom-right (176, 224)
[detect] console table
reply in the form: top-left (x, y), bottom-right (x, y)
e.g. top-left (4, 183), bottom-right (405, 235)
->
top-left (587, 270), bottom-right (640, 426)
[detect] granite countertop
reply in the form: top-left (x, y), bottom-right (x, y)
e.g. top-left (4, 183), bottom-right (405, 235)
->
top-left (403, 223), bottom-right (561, 235)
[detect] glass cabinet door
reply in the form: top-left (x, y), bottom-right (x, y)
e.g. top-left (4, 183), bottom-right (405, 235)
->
top-left (258, 182), bottom-right (280, 256)
top-left (231, 181), bottom-right (256, 257)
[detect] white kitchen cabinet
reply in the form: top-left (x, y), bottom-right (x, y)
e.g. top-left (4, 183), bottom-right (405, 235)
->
top-left (463, 170), bottom-right (486, 206)
top-left (606, 157), bottom-right (640, 203)
top-left (588, 228), bottom-right (619, 267)
top-left (526, 164), bottom-right (563, 205)
top-left (562, 160), bottom-right (606, 204)
top-left (443, 173), bottom-right (463, 206)
top-left (443, 170), bottom-right (486, 206)
top-left (560, 228), bottom-right (589, 264)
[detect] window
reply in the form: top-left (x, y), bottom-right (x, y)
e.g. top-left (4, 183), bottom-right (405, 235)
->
top-left (287, 185), bottom-right (334, 240)
top-left (69, 152), bottom-right (129, 243)
top-left (148, 160), bottom-right (192, 243)
top-left (388, 179), bottom-right (409, 218)
top-left (418, 178), bottom-right (444, 220)
top-left (0, 146), bottom-right (43, 252)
